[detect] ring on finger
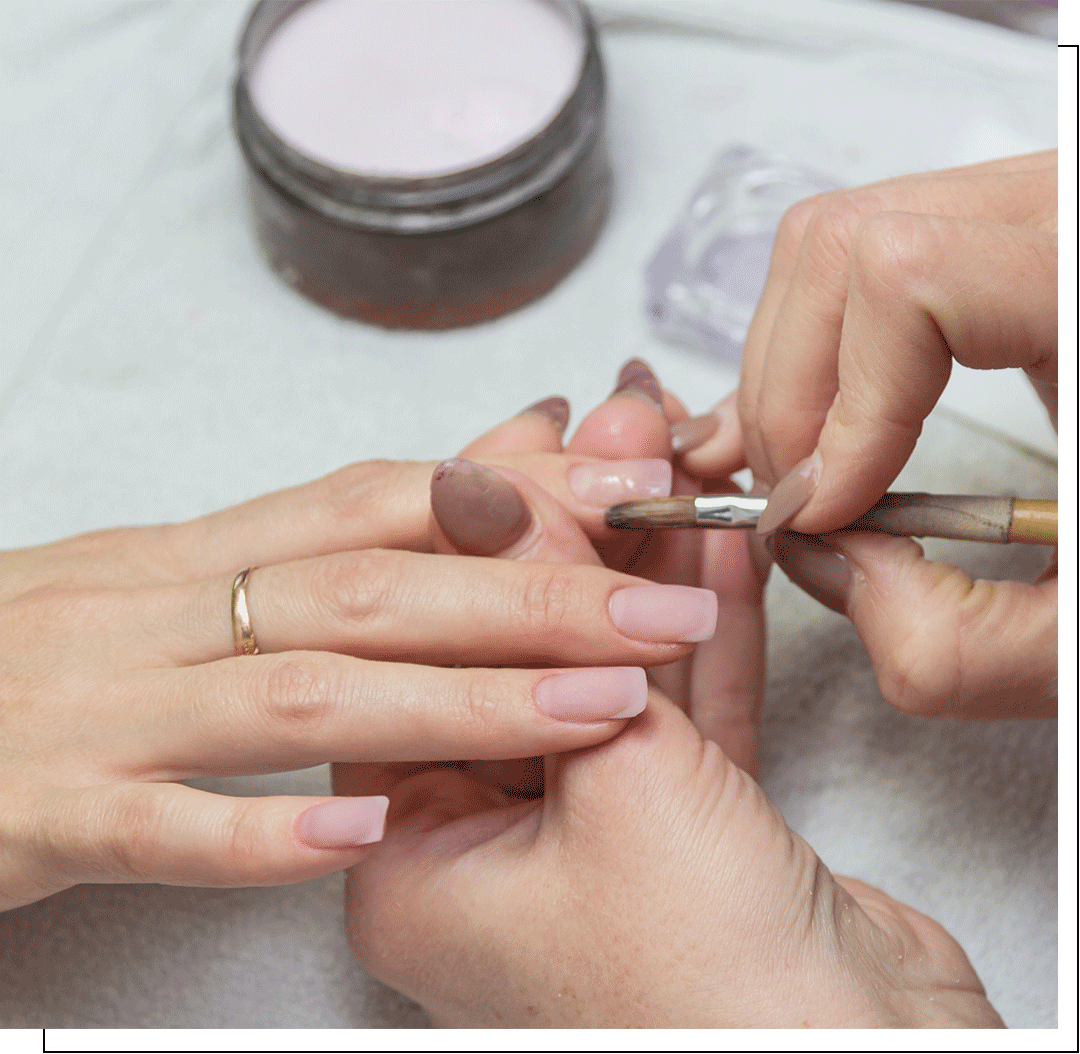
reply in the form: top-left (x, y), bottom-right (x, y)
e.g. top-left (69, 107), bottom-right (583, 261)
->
top-left (231, 568), bottom-right (260, 656)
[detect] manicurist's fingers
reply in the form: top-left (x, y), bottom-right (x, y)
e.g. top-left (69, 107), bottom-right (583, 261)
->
top-left (133, 656), bottom-right (651, 777)
top-left (739, 160), bottom-right (1057, 488)
top-left (675, 390), bottom-right (747, 478)
top-left (766, 530), bottom-right (1057, 719)
top-left (755, 215), bottom-right (1056, 535)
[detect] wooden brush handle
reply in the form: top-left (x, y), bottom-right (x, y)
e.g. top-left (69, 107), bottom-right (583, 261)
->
top-left (846, 494), bottom-right (1057, 545)
top-left (1009, 499), bottom-right (1057, 545)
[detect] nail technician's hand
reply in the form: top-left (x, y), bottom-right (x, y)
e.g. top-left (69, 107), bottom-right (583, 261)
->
top-left (341, 690), bottom-right (1004, 1028)
top-left (0, 420), bottom-right (712, 911)
top-left (738, 151), bottom-right (1056, 518)
top-left (682, 153), bottom-right (1058, 719)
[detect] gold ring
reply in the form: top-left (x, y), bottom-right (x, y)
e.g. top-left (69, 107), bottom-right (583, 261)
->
top-left (231, 568), bottom-right (260, 656)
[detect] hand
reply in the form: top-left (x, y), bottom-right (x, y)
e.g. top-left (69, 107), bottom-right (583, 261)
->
top-left (450, 360), bottom-right (766, 775)
top-left (337, 359), bottom-right (762, 811)
top-left (680, 153), bottom-right (1057, 719)
top-left (0, 405), bottom-right (714, 912)
top-left (343, 687), bottom-right (1004, 1028)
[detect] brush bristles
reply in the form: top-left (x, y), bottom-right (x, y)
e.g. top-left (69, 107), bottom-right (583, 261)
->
top-left (605, 496), bottom-right (698, 529)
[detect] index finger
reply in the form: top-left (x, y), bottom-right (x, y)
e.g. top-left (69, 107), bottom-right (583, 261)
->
top-left (740, 158), bottom-right (1057, 486)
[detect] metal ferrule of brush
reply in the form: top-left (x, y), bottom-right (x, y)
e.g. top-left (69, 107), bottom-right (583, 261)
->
top-left (693, 495), bottom-right (769, 527)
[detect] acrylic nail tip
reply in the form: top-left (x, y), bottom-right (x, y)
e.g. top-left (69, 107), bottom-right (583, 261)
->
top-left (522, 396), bottom-right (570, 433)
top-left (430, 458), bottom-right (531, 555)
top-left (535, 666), bottom-right (648, 722)
top-left (613, 357), bottom-right (664, 409)
top-left (670, 412), bottom-right (720, 454)
top-left (755, 457), bottom-right (819, 535)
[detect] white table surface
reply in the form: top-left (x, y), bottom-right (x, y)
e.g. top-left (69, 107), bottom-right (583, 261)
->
top-left (0, 0), bottom-right (1059, 1032)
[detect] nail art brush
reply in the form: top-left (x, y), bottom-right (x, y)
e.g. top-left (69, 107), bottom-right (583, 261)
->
top-left (604, 493), bottom-right (1057, 545)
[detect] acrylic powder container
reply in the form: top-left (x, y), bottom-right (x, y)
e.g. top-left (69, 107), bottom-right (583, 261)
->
top-left (233, 0), bottom-right (610, 328)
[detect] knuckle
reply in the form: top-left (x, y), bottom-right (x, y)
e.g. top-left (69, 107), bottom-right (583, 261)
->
top-left (800, 189), bottom-right (889, 275)
top-left (321, 460), bottom-right (402, 525)
top-left (850, 211), bottom-right (939, 295)
top-left (314, 549), bottom-right (399, 629)
top-left (456, 671), bottom-right (516, 739)
top-left (222, 798), bottom-right (274, 882)
top-left (511, 566), bottom-right (582, 646)
top-left (877, 648), bottom-right (956, 719)
top-left (872, 571), bottom-right (991, 718)
top-left (261, 655), bottom-right (336, 730)
top-left (873, 617), bottom-right (957, 718)
top-left (97, 786), bottom-right (171, 881)
top-left (773, 192), bottom-right (826, 258)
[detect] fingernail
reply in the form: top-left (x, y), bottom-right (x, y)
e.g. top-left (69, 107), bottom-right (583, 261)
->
top-left (747, 531), bottom-right (773, 586)
top-left (670, 411), bottom-right (720, 454)
top-left (431, 459), bottom-right (532, 556)
top-left (755, 452), bottom-right (822, 535)
top-left (609, 584), bottom-right (718, 643)
top-left (296, 796), bottom-right (389, 849)
top-left (568, 459), bottom-right (672, 507)
top-left (535, 667), bottom-right (648, 722)
top-left (520, 396), bottom-right (570, 434)
top-left (612, 358), bottom-right (664, 412)
top-left (766, 531), bottom-right (851, 614)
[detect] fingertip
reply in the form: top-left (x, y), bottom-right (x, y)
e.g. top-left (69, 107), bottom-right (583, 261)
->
top-left (457, 397), bottom-right (569, 457)
top-left (566, 359), bottom-right (671, 459)
top-left (678, 392), bottom-right (746, 476)
top-left (520, 396), bottom-right (570, 435)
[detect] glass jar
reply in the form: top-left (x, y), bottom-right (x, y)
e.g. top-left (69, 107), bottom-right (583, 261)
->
top-left (232, 0), bottom-right (611, 329)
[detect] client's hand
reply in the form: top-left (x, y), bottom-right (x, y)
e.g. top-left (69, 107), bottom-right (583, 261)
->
top-left (0, 407), bottom-right (712, 912)
top-left (343, 691), bottom-right (1003, 1028)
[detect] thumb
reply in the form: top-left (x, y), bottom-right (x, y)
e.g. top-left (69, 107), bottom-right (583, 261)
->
top-left (541, 692), bottom-right (899, 1024)
top-left (767, 529), bottom-right (1057, 718)
top-left (543, 690), bottom-right (792, 889)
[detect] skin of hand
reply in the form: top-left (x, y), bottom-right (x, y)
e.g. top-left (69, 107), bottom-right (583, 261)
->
top-left (342, 692), bottom-right (1004, 1028)
top-left (334, 360), bottom-right (763, 806)
top-left (340, 362), bottom-right (1002, 1028)
top-left (678, 152), bottom-right (1058, 720)
top-left (0, 411), bottom-right (723, 912)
